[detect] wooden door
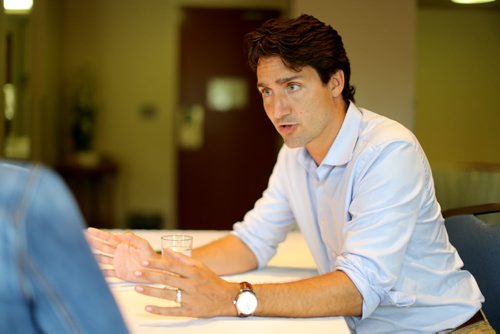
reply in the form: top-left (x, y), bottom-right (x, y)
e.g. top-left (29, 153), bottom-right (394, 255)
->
top-left (177, 8), bottom-right (281, 230)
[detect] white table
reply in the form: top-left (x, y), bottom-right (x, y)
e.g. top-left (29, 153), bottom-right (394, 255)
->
top-left (109, 230), bottom-right (350, 334)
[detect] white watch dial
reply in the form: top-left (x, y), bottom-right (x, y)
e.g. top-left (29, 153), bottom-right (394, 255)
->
top-left (236, 291), bottom-right (258, 315)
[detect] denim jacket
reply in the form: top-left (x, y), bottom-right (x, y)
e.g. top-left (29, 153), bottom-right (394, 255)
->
top-left (0, 161), bottom-right (128, 333)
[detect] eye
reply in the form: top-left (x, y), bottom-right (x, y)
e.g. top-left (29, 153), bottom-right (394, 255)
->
top-left (288, 83), bottom-right (301, 92)
top-left (260, 88), bottom-right (272, 97)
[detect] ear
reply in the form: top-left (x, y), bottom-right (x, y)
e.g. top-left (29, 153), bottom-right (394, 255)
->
top-left (328, 70), bottom-right (345, 98)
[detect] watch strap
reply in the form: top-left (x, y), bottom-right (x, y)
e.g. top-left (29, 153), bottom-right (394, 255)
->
top-left (234, 281), bottom-right (257, 317)
top-left (240, 281), bottom-right (253, 292)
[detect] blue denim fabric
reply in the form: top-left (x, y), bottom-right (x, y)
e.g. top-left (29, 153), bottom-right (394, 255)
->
top-left (0, 161), bottom-right (128, 333)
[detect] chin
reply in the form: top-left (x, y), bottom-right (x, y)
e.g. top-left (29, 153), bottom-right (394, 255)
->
top-left (283, 139), bottom-right (305, 149)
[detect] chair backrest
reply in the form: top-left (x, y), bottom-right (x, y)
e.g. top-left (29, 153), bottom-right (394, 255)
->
top-left (444, 211), bottom-right (500, 330)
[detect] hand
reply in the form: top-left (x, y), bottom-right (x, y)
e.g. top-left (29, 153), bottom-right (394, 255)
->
top-left (134, 247), bottom-right (240, 318)
top-left (86, 227), bottom-right (159, 282)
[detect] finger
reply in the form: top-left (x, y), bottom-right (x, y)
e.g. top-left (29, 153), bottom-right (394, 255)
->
top-left (87, 227), bottom-right (120, 246)
top-left (87, 236), bottom-right (117, 255)
top-left (143, 252), bottom-right (195, 278)
top-left (163, 247), bottom-right (191, 264)
top-left (94, 253), bottom-right (114, 265)
top-left (119, 232), bottom-right (156, 254)
top-left (145, 305), bottom-right (186, 317)
top-left (117, 231), bottom-right (146, 244)
top-left (118, 231), bottom-right (139, 240)
top-left (134, 269), bottom-right (188, 290)
top-left (135, 285), bottom-right (179, 301)
top-left (102, 268), bottom-right (117, 278)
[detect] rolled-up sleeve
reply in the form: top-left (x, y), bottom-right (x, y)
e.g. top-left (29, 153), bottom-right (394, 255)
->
top-left (335, 141), bottom-right (426, 318)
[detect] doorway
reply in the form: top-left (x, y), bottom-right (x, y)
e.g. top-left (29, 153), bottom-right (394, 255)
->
top-left (177, 7), bottom-right (282, 230)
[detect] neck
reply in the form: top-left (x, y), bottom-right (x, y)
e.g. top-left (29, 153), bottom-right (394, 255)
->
top-left (307, 101), bottom-right (348, 165)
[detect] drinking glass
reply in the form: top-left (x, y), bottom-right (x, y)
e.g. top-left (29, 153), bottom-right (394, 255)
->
top-left (161, 234), bottom-right (193, 257)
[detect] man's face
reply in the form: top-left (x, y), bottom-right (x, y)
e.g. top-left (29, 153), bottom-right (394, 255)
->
top-left (256, 56), bottom-right (345, 159)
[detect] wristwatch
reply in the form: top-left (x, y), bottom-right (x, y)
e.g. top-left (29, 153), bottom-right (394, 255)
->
top-left (233, 281), bottom-right (258, 317)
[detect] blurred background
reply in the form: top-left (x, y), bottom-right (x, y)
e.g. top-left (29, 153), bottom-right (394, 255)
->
top-left (1, 0), bottom-right (499, 229)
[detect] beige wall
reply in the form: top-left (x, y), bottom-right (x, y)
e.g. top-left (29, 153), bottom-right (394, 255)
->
top-left (295, 1), bottom-right (500, 210)
top-left (11, 1), bottom-right (498, 227)
top-left (416, 8), bottom-right (500, 165)
top-left (61, 0), bottom-right (178, 228)
top-left (60, 0), bottom-right (288, 228)
top-left (0, 11), bottom-right (4, 145)
top-left (30, 0), bottom-right (63, 164)
top-left (62, 0), bottom-right (416, 228)
top-left (292, 0), bottom-right (417, 129)
top-left (1, 1), bottom-right (62, 161)
top-left (416, 7), bottom-right (500, 211)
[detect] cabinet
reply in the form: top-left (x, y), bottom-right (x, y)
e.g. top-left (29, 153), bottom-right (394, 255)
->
top-left (56, 156), bottom-right (118, 228)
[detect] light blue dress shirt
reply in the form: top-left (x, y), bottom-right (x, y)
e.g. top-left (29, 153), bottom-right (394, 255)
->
top-left (232, 103), bottom-right (483, 333)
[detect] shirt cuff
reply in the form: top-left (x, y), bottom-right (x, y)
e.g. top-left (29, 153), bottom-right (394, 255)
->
top-left (336, 256), bottom-right (382, 319)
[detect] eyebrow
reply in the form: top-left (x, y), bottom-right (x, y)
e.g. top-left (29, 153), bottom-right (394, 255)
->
top-left (257, 75), bottom-right (302, 88)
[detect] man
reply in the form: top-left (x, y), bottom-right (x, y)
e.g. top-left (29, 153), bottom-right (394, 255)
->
top-left (88, 15), bottom-right (493, 332)
top-left (0, 161), bottom-right (128, 333)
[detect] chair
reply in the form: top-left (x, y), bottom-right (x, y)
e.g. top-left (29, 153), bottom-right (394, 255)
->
top-left (443, 203), bottom-right (500, 330)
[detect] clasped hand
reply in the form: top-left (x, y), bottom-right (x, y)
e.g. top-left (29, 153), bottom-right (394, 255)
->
top-left (86, 228), bottom-right (238, 318)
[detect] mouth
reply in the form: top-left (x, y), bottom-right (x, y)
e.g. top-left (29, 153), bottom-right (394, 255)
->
top-left (278, 123), bottom-right (298, 136)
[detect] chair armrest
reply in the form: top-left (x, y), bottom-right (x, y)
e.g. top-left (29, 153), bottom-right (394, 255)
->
top-left (442, 203), bottom-right (500, 218)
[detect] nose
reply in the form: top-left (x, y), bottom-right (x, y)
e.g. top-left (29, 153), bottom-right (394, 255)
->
top-left (267, 94), bottom-right (290, 119)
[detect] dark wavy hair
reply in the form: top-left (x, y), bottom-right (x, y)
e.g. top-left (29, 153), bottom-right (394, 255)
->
top-left (245, 14), bottom-right (355, 104)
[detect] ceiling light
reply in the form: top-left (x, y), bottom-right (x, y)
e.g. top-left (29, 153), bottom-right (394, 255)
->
top-left (451, 0), bottom-right (496, 4)
top-left (3, 0), bottom-right (33, 14)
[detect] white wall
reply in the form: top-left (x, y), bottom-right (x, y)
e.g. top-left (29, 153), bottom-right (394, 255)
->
top-left (291, 0), bottom-right (417, 129)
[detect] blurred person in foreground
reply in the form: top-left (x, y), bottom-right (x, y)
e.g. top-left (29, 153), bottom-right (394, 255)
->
top-left (87, 14), bottom-right (493, 333)
top-left (0, 160), bottom-right (128, 333)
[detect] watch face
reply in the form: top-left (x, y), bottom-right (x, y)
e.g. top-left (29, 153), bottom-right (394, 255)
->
top-left (236, 291), bottom-right (258, 315)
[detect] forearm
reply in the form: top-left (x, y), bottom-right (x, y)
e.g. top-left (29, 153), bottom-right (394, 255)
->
top-left (135, 242), bottom-right (362, 319)
top-left (253, 271), bottom-right (362, 317)
top-left (192, 234), bottom-right (258, 275)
